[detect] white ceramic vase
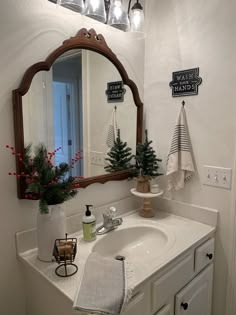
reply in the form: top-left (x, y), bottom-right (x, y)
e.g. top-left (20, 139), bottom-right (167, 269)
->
top-left (37, 204), bottom-right (66, 262)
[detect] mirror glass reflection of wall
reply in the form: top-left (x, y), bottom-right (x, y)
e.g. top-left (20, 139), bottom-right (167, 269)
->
top-left (22, 50), bottom-right (137, 178)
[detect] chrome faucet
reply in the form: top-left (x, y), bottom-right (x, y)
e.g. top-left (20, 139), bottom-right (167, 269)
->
top-left (96, 207), bottom-right (123, 235)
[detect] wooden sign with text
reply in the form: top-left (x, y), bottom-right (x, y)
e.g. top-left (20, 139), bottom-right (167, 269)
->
top-left (106, 81), bottom-right (126, 103)
top-left (169, 68), bottom-right (202, 97)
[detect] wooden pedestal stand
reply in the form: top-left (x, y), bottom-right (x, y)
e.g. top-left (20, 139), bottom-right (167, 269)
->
top-left (130, 188), bottom-right (164, 218)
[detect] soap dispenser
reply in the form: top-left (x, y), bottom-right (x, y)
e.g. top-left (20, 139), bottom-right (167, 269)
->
top-left (82, 205), bottom-right (96, 242)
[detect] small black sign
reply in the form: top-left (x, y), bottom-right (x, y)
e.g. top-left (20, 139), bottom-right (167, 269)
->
top-left (169, 68), bottom-right (202, 97)
top-left (106, 81), bottom-right (126, 103)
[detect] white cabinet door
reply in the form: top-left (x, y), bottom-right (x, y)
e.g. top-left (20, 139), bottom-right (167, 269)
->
top-left (152, 254), bottom-right (194, 313)
top-left (175, 264), bottom-right (213, 315)
top-left (123, 289), bottom-right (149, 315)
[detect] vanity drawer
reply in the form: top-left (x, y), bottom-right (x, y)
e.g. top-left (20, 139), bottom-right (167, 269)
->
top-left (151, 254), bottom-right (194, 313)
top-left (194, 238), bottom-right (215, 274)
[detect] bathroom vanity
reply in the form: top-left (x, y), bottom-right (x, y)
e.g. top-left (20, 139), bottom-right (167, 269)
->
top-left (123, 233), bottom-right (214, 315)
top-left (17, 209), bottom-right (216, 315)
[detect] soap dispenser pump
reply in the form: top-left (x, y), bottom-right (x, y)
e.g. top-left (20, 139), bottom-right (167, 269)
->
top-left (82, 205), bottom-right (96, 242)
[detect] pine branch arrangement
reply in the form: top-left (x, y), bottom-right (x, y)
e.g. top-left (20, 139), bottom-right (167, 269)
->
top-left (132, 130), bottom-right (162, 179)
top-left (7, 144), bottom-right (82, 214)
top-left (104, 129), bottom-right (133, 173)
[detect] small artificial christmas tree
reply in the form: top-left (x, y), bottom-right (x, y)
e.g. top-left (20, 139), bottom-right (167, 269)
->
top-left (104, 129), bottom-right (133, 173)
top-left (132, 130), bottom-right (162, 192)
top-left (135, 129), bottom-right (162, 178)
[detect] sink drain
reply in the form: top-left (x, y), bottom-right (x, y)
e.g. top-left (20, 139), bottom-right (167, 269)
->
top-left (115, 255), bottom-right (125, 261)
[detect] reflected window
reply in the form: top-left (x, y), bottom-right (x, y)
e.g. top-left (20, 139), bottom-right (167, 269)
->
top-left (52, 51), bottom-right (83, 177)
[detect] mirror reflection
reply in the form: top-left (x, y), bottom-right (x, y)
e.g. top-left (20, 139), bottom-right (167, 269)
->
top-left (22, 50), bottom-right (137, 178)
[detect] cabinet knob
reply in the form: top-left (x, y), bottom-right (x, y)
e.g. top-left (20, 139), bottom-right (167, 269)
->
top-left (181, 302), bottom-right (189, 310)
top-left (206, 253), bottom-right (213, 260)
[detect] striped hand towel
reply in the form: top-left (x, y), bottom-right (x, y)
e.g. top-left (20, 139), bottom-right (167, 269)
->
top-left (166, 105), bottom-right (195, 191)
top-left (106, 107), bottom-right (118, 149)
top-left (73, 252), bottom-right (133, 315)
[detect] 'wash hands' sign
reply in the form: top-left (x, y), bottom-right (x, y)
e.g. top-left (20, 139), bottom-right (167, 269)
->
top-left (169, 68), bottom-right (202, 97)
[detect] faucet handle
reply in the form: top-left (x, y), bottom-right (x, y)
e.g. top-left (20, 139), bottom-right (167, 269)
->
top-left (109, 207), bottom-right (116, 218)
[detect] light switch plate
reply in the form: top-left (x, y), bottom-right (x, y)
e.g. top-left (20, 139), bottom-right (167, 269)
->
top-left (203, 165), bottom-right (232, 189)
top-left (90, 151), bottom-right (105, 166)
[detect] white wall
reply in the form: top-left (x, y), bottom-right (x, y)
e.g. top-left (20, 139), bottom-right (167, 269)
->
top-left (0, 1), bottom-right (144, 314)
top-left (84, 51), bottom-right (137, 176)
top-left (144, 1), bottom-right (236, 315)
top-left (22, 70), bottom-right (54, 151)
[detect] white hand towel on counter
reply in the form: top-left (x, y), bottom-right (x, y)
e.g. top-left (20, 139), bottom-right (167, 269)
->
top-left (73, 252), bottom-right (133, 315)
top-left (166, 105), bottom-right (195, 191)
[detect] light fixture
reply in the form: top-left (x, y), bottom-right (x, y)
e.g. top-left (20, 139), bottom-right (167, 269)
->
top-left (84, 0), bottom-right (106, 23)
top-left (129, 0), bottom-right (144, 33)
top-left (56, 0), bottom-right (144, 33)
top-left (57, 0), bottom-right (84, 13)
top-left (107, 0), bottom-right (129, 32)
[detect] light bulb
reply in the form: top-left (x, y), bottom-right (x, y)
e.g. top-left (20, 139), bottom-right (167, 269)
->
top-left (114, 0), bottom-right (122, 6)
top-left (107, 0), bottom-right (129, 31)
top-left (90, 0), bottom-right (99, 11)
top-left (114, 6), bottom-right (122, 19)
top-left (133, 10), bottom-right (141, 27)
top-left (84, 0), bottom-right (106, 23)
top-left (130, 6), bottom-right (144, 32)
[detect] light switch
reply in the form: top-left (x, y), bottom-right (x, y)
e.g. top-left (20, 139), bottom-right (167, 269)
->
top-left (203, 165), bottom-right (232, 189)
top-left (90, 151), bottom-right (105, 166)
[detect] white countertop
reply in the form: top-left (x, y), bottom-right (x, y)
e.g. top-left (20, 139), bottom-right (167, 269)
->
top-left (19, 210), bottom-right (216, 302)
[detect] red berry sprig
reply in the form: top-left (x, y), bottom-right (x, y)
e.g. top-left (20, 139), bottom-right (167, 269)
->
top-left (6, 144), bottom-right (83, 192)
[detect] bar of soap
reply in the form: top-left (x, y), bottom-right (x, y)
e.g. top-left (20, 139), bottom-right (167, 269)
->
top-left (58, 243), bottom-right (74, 260)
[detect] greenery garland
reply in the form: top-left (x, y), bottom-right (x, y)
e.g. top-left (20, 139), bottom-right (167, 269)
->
top-left (7, 143), bottom-right (82, 213)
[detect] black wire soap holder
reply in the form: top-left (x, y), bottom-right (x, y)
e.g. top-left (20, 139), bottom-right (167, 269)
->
top-left (53, 233), bottom-right (78, 277)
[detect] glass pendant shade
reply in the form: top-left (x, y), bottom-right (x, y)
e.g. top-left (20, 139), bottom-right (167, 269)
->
top-left (130, 2), bottom-right (144, 33)
top-left (84, 0), bottom-right (106, 23)
top-left (107, 0), bottom-right (129, 32)
top-left (57, 0), bottom-right (84, 13)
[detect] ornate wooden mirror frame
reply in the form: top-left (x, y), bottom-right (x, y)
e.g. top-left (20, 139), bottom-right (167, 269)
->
top-left (13, 28), bottom-right (143, 199)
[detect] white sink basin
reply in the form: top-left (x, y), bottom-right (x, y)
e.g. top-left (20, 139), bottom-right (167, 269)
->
top-left (92, 224), bottom-right (175, 264)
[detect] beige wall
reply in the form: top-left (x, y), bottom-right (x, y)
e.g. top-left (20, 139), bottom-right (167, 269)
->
top-left (0, 1), bottom-right (144, 314)
top-left (84, 51), bottom-right (137, 176)
top-left (144, 1), bottom-right (236, 314)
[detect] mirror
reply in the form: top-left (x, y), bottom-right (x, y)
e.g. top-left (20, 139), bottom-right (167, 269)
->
top-left (13, 28), bottom-right (143, 198)
top-left (22, 50), bottom-right (137, 178)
